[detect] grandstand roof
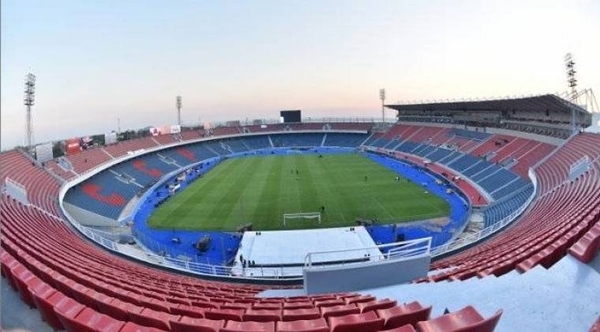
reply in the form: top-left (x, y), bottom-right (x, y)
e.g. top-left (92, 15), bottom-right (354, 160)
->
top-left (387, 94), bottom-right (590, 115)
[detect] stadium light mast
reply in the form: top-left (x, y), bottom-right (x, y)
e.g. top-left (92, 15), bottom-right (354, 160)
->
top-left (565, 53), bottom-right (578, 133)
top-left (565, 53), bottom-right (578, 102)
top-left (24, 73), bottom-right (36, 149)
top-left (379, 88), bottom-right (386, 124)
top-left (176, 96), bottom-right (182, 126)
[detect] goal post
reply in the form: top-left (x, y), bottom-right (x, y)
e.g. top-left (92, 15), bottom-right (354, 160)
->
top-left (283, 212), bottom-right (321, 226)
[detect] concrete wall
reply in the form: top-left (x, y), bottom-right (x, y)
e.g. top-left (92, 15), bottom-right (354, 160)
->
top-left (585, 114), bottom-right (600, 133)
top-left (483, 127), bottom-right (564, 145)
top-left (63, 202), bottom-right (120, 227)
top-left (396, 120), bottom-right (564, 145)
top-left (303, 254), bottom-right (430, 294)
top-left (118, 196), bottom-right (141, 222)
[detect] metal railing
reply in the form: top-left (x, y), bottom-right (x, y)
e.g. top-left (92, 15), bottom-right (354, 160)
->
top-left (57, 166), bottom-right (533, 280)
top-left (56, 131), bottom-right (537, 281)
top-left (430, 168), bottom-right (537, 257)
top-left (304, 237), bottom-right (431, 269)
top-left (4, 177), bottom-right (29, 205)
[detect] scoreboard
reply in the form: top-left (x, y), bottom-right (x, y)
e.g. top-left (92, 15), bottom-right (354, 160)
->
top-left (280, 110), bottom-right (301, 123)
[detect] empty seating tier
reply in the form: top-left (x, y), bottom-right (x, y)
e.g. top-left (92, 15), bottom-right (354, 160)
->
top-left (427, 133), bottom-right (600, 281)
top-left (0, 150), bottom-right (62, 217)
top-left (5, 126), bottom-right (600, 332)
top-left (1, 242), bottom-right (501, 332)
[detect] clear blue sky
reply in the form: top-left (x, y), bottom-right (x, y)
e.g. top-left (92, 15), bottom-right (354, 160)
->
top-left (2, 0), bottom-right (599, 150)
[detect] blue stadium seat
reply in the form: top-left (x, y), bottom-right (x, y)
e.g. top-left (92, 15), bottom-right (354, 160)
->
top-left (323, 133), bottom-right (368, 147)
top-left (270, 133), bottom-right (325, 147)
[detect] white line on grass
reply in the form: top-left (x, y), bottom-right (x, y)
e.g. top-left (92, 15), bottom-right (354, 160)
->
top-left (371, 197), bottom-right (396, 220)
top-left (421, 192), bottom-right (446, 215)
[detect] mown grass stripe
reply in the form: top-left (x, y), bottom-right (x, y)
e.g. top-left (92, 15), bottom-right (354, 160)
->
top-left (147, 153), bottom-right (450, 231)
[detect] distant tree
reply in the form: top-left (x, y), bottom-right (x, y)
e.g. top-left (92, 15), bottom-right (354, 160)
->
top-left (52, 141), bottom-right (64, 158)
top-left (118, 130), bottom-right (136, 141)
top-left (138, 129), bottom-right (151, 138)
top-left (91, 134), bottom-right (105, 146)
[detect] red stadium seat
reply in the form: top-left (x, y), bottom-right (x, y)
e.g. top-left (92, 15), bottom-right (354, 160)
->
top-left (55, 306), bottom-right (125, 332)
top-left (52, 294), bottom-right (87, 329)
top-left (128, 307), bottom-right (179, 331)
top-left (27, 280), bottom-right (56, 312)
top-left (320, 303), bottom-right (360, 319)
top-left (95, 296), bottom-right (135, 321)
top-left (205, 308), bottom-right (244, 321)
top-left (568, 222), bottom-right (600, 263)
top-left (379, 325), bottom-right (417, 332)
top-left (328, 311), bottom-right (385, 332)
top-left (191, 300), bottom-right (220, 309)
top-left (276, 317), bottom-right (329, 332)
top-left (416, 306), bottom-right (502, 332)
top-left (314, 298), bottom-right (345, 308)
top-left (52, 274), bottom-right (80, 300)
top-left (243, 308), bottom-right (282, 322)
top-left (86, 311), bottom-right (127, 332)
top-left (119, 321), bottom-right (169, 331)
top-left (357, 298), bottom-right (397, 313)
top-left (169, 316), bottom-right (225, 332)
top-left (283, 301), bottom-right (314, 309)
top-left (252, 302), bottom-right (283, 309)
top-left (143, 297), bottom-right (173, 313)
top-left (220, 320), bottom-right (275, 332)
top-left (221, 303), bottom-right (252, 310)
top-left (169, 304), bottom-right (205, 318)
top-left (70, 283), bottom-right (102, 309)
top-left (30, 289), bottom-right (71, 331)
top-left (0, 250), bottom-right (20, 290)
top-left (282, 307), bottom-right (321, 321)
top-left (166, 296), bottom-right (191, 306)
top-left (376, 301), bottom-right (431, 329)
top-left (10, 264), bottom-right (44, 308)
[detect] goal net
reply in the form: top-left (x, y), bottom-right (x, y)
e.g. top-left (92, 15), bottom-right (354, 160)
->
top-left (283, 212), bottom-right (321, 226)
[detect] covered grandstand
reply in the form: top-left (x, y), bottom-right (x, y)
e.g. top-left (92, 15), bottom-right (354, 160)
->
top-left (387, 94), bottom-right (592, 139)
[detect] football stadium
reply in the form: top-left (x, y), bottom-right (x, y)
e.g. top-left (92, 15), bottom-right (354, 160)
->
top-left (2, 2), bottom-right (600, 332)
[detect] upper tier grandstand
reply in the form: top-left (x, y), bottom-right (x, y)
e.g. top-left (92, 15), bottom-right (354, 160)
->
top-left (1, 95), bottom-right (600, 331)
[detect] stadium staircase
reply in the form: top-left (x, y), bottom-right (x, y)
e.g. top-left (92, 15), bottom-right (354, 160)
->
top-left (359, 132), bottom-right (376, 147)
top-left (354, 253), bottom-right (600, 332)
top-left (268, 135), bottom-right (275, 148)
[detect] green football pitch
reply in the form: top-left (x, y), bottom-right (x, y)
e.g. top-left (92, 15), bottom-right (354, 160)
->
top-left (148, 153), bottom-right (449, 231)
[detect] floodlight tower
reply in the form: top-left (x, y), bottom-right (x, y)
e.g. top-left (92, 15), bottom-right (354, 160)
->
top-left (24, 73), bottom-right (36, 149)
top-left (379, 88), bottom-right (386, 124)
top-left (176, 96), bottom-right (182, 126)
top-left (565, 53), bottom-right (578, 102)
top-left (565, 53), bottom-right (579, 133)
